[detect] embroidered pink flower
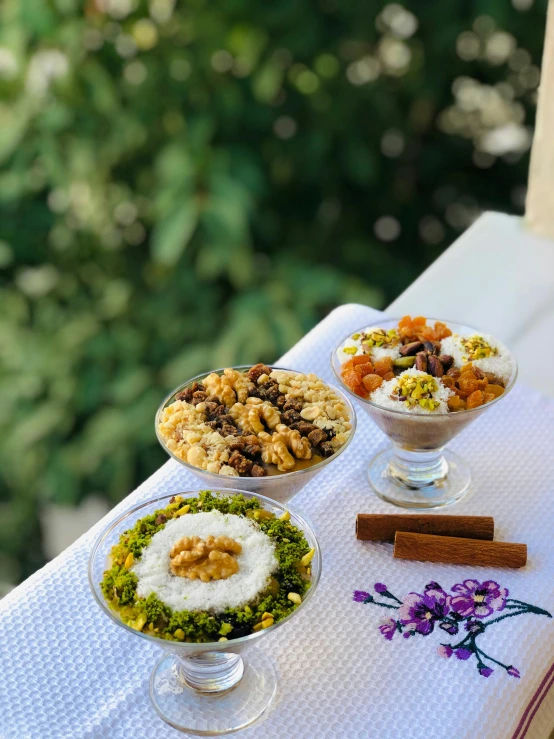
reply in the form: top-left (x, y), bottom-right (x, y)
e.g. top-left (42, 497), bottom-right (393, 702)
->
top-left (507, 666), bottom-right (520, 678)
top-left (398, 583), bottom-right (451, 636)
top-left (437, 645), bottom-right (453, 659)
top-left (378, 618), bottom-right (397, 641)
top-left (451, 579), bottom-right (507, 619)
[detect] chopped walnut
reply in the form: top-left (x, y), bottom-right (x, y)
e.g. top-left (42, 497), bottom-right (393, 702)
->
top-left (228, 450), bottom-right (253, 475)
top-left (307, 428), bottom-right (327, 447)
top-left (248, 364), bottom-right (272, 383)
top-left (170, 535), bottom-right (242, 582)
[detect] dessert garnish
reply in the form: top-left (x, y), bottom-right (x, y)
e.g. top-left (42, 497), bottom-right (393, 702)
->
top-left (338, 316), bottom-right (514, 413)
top-left (100, 491), bottom-right (313, 641)
top-left (158, 365), bottom-right (352, 476)
top-left (169, 535), bottom-right (242, 581)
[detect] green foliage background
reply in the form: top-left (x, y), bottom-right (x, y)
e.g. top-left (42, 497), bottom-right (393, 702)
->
top-left (0, 0), bottom-right (546, 587)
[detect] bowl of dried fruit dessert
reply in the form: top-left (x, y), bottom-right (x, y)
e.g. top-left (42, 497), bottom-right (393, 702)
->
top-left (89, 489), bottom-right (320, 736)
top-left (331, 316), bottom-right (517, 509)
top-left (155, 364), bottom-right (356, 503)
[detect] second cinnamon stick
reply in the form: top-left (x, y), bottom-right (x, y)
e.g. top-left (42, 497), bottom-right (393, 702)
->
top-left (356, 514), bottom-right (494, 542)
top-left (394, 532), bottom-right (527, 569)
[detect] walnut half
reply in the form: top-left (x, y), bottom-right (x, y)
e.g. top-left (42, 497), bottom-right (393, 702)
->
top-left (169, 535), bottom-right (242, 582)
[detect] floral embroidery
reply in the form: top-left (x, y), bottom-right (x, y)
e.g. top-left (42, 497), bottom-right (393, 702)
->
top-left (353, 579), bottom-right (552, 679)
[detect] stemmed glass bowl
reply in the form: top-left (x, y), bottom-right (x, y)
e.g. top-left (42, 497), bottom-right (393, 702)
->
top-left (155, 365), bottom-right (357, 503)
top-left (89, 489), bottom-right (321, 735)
top-left (331, 318), bottom-right (517, 508)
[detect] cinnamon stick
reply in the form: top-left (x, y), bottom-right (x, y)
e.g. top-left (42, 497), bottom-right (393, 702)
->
top-left (356, 514), bottom-right (494, 542)
top-left (393, 532), bottom-right (527, 569)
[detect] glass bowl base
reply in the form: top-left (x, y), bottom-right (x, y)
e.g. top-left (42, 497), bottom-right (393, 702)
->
top-left (367, 448), bottom-right (471, 509)
top-left (149, 649), bottom-right (277, 736)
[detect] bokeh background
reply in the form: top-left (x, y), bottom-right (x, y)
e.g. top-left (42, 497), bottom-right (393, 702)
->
top-left (0, 0), bottom-right (547, 591)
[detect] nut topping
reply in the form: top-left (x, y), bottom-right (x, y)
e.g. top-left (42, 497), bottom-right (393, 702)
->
top-left (415, 352), bottom-right (428, 372)
top-left (170, 535), bottom-right (242, 582)
top-left (399, 341), bottom-right (424, 356)
top-left (427, 355), bottom-right (444, 378)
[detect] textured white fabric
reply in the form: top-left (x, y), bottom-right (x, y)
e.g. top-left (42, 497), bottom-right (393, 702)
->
top-left (1, 304), bottom-right (554, 739)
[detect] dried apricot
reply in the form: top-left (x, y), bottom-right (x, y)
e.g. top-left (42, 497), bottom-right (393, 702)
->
top-left (341, 359), bottom-right (355, 371)
top-left (458, 374), bottom-right (478, 396)
top-left (412, 316), bottom-right (427, 327)
top-left (382, 371), bottom-right (394, 381)
top-left (362, 374), bottom-right (383, 392)
top-left (466, 390), bottom-right (484, 409)
top-left (487, 384), bottom-right (504, 398)
top-left (352, 354), bottom-right (370, 366)
top-left (434, 321), bottom-right (452, 340)
top-left (354, 362), bottom-right (374, 377)
top-left (373, 357), bottom-right (393, 377)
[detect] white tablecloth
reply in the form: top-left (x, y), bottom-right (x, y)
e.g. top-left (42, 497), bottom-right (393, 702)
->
top-left (1, 304), bottom-right (554, 739)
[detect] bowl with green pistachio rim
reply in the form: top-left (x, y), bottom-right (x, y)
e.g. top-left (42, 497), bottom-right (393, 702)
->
top-left (89, 488), bottom-right (321, 736)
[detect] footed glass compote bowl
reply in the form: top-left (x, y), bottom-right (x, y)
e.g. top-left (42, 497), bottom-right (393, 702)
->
top-left (331, 319), bottom-right (517, 508)
top-left (89, 489), bottom-right (321, 735)
top-left (155, 366), bottom-right (356, 503)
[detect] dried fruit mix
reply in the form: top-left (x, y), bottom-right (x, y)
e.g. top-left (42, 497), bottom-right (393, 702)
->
top-left (338, 316), bottom-right (514, 414)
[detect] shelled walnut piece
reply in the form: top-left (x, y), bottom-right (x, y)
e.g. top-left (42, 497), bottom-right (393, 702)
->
top-left (169, 535), bottom-right (242, 582)
top-left (157, 365), bottom-right (351, 475)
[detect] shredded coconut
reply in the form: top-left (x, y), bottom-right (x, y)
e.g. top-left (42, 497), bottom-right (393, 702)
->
top-left (337, 325), bottom-right (401, 364)
top-left (440, 333), bottom-right (515, 383)
top-left (132, 511), bottom-right (278, 613)
top-left (369, 368), bottom-right (453, 414)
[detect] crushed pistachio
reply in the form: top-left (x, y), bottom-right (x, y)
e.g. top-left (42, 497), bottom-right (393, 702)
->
top-left (351, 333), bottom-right (361, 340)
top-left (360, 328), bottom-right (399, 349)
top-left (100, 490), bottom-right (312, 643)
top-left (462, 336), bottom-right (498, 361)
top-left (395, 374), bottom-right (441, 411)
top-left (343, 346), bottom-right (358, 355)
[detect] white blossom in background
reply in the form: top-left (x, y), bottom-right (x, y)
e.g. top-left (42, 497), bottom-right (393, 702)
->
top-left (95, 0), bottom-right (137, 20)
top-left (479, 122), bottom-right (531, 155)
top-left (149, 0), bottom-right (175, 24)
top-left (26, 50), bottom-right (69, 96)
top-left (0, 48), bottom-right (19, 80)
top-left (377, 4), bottom-right (418, 39)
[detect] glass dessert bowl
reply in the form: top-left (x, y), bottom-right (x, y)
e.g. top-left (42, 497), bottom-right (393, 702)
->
top-left (89, 489), bottom-right (321, 736)
top-left (331, 316), bottom-right (517, 508)
top-left (155, 364), bottom-right (356, 503)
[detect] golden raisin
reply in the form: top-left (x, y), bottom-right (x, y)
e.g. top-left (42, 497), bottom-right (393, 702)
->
top-left (487, 384), bottom-right (505, 398)
top-left (466, 390), bottom-right (484, 409)
top-left (483, 392), bottom-right (495, 404)
top-left (458, 374), bottom-right (479, 396)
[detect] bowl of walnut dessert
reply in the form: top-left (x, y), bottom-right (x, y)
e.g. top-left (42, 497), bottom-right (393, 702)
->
top-left (155, 364), bottom-right (356, 502)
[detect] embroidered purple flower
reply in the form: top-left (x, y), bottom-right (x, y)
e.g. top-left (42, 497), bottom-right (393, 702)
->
top-left (455, 648), bottom-right (472, 660)
top-left (374, 583), bottom-right (388, 594)
top-left (353, 590), bottom-right (372, 603)
top-left (479, 666), bottom-right (494, 678)
top-left (398, 583), bottom-right (451, 636)
top-left (465, 618), bottom-right (485, 635)
top-left (378, 618), bottom-right (397, 641)
top-left (451, 579), bottom-right (507, 619)
top-left (439, 621), bottom-right (459, 635)
top-left (507, 667), bottom-right (520, 678)
top-left (437, 645), bottom-right (453, 659)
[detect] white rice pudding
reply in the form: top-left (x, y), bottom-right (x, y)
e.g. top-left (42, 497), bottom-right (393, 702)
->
top-left (337, 325), bottom-right (401, 364)
top-left (440, 332), bottom-right (514, 383)
top-left (370, 368), bottom-right (453, 414)
top-left (132, 510), bottom-right (278, 613)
